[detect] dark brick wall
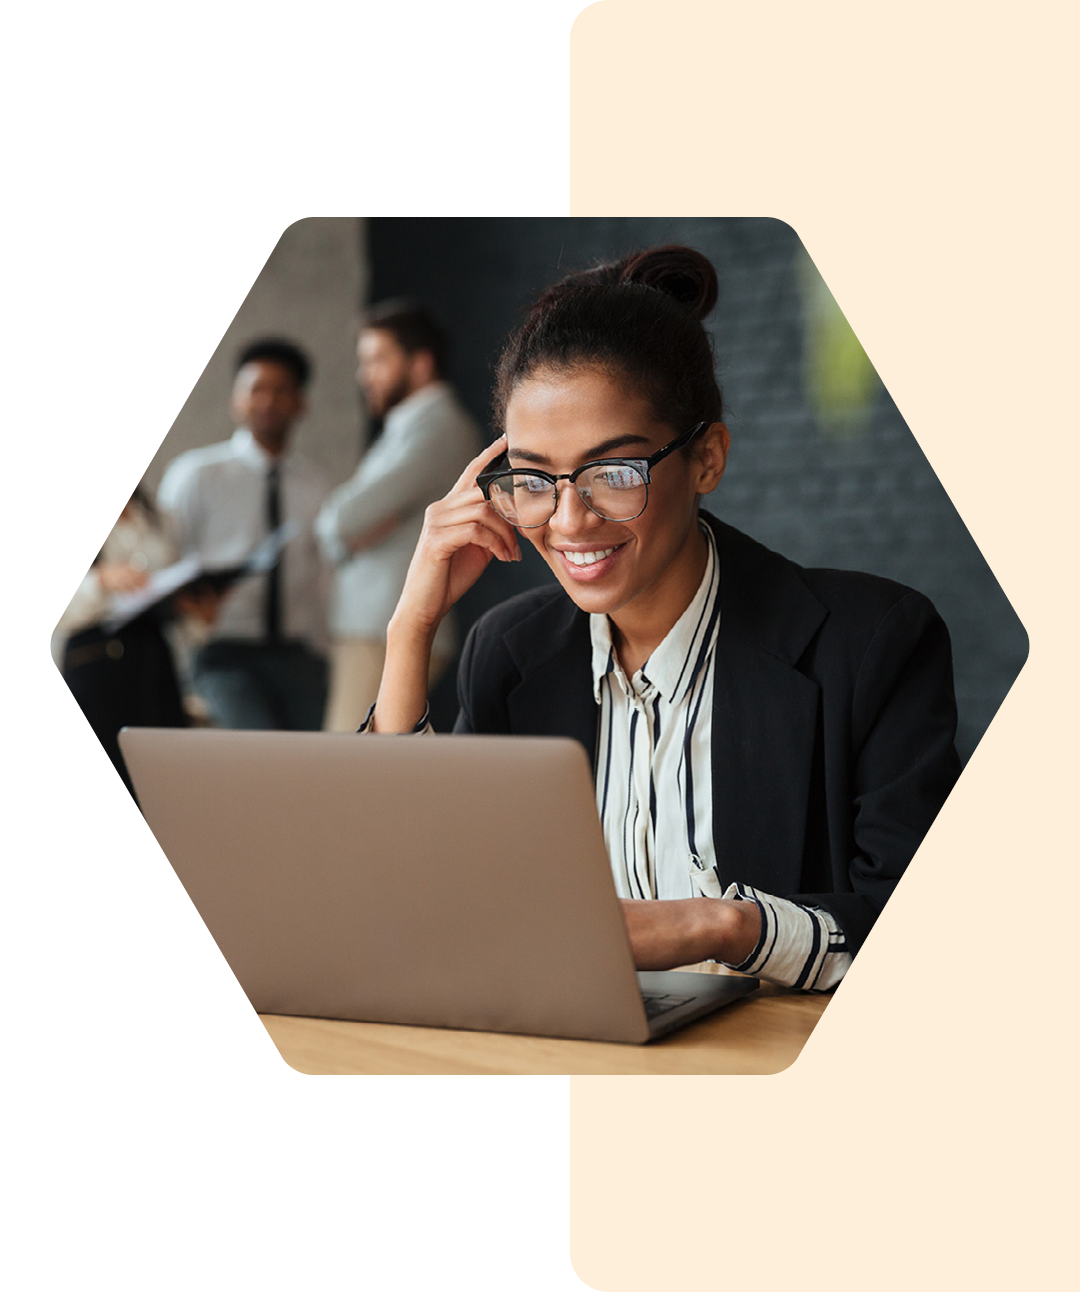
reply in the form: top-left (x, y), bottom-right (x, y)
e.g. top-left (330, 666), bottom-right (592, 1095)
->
top-left (368, 217), bottom-right (1026, 760)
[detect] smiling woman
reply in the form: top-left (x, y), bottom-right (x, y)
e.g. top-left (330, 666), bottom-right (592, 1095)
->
top-left (369, 245), bottom-right (961, 991)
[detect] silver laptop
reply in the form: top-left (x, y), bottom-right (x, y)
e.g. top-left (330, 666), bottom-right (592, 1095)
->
top-left (119, 728), bottom-right (758, 1044)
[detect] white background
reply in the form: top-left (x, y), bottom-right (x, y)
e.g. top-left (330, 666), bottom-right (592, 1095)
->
top-left (4, 3), bottom-right (587, 1288)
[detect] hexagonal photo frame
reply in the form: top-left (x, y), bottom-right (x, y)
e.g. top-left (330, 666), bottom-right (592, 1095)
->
top-left (52, 217), bottom-right (1028, 1074)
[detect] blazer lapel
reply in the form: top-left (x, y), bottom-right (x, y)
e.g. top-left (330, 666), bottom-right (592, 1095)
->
top-left (708, 517), bottom-right (827, 895)
top-left (503, 600), bottom-right (599, 765)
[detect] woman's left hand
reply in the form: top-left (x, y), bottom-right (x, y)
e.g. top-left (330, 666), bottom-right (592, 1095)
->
top-left (620, 897), bottom-right (762, 970)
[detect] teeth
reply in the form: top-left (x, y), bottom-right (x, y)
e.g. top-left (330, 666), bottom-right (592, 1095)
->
top-left (563, 547), bottom-right (615, 566)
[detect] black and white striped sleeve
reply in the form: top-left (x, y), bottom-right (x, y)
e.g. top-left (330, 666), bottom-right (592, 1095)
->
top-left (720, 882), bottom-right (851, 992)
top-left (356, 702), bottom-right (433, 735)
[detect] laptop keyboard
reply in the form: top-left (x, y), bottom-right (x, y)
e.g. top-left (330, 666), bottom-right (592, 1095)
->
top-left (641, 991), bottom-right (695, 1019)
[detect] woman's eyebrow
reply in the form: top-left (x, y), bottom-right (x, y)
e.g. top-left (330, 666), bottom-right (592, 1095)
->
top-left (509, 434), bottom-right (653, 465)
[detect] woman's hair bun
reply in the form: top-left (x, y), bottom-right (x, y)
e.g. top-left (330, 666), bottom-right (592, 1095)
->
top-left (618, 245), bottom-right (718, 321)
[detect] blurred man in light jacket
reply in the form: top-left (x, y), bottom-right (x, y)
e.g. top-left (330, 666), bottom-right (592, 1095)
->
top-left (316, 301), bottom-right (481, 731)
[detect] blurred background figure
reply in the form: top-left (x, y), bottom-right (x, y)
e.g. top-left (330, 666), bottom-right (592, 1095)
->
top-left (316, 301), bottom-right (481, 731)
top-left (54, 487), bottom-right (187, 797)
top-left (157, 338), bottom-right (331, 731)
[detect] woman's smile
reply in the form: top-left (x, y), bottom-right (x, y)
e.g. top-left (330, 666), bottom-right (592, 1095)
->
top-left (549, 541), bottom-right (626, 579)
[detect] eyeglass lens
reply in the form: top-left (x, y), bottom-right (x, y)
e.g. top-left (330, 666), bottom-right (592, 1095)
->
top-left (487, 463), bottom-right (648, 526)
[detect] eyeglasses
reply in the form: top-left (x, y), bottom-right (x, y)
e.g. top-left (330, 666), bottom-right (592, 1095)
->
top-left (476, 421), bottom-right (709, 528)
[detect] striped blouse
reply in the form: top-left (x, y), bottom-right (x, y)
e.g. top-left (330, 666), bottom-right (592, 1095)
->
top-left (591, 522), bottom-right (851, 992)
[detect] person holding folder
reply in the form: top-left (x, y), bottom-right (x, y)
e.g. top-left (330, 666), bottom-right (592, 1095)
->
top-left (55, 487), bottom-right (188, 797)
top-left (367, 245), bottom-right (961, 990)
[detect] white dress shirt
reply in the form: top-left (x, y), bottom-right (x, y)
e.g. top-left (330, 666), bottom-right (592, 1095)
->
top-left (157, 428), bottom-right (331, 653)
top-left (316, 381), bottom-right (481, 652)
top-left (591, 521), bottom-right (852, 991)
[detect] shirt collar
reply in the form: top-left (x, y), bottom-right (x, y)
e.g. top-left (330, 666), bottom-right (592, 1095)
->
top-left (589, 520), bottom-right (721, 704)
top-left (230, 427), bottom-right (290, 472)
top-left (590, 614), bottom-right (619, 702)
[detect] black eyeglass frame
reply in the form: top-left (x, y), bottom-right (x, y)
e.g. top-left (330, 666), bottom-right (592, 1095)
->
top-left (475, 420), bottom-right (710, 527)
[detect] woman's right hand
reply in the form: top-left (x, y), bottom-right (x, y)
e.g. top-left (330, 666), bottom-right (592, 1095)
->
top-left (390, 434), bottom-right (522, 643)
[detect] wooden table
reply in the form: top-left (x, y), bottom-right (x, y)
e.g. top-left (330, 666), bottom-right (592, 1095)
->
top-left (260, 967), bottom-right (831, 1075)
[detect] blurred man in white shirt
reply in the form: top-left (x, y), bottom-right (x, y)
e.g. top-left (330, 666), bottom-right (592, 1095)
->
top-left (159, 338), bottom-right (331, 730)
top-left (316, 303), bottom-right (481, 731)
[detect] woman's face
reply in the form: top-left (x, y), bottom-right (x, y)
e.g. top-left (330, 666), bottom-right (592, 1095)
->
top-left (503, 367), bottom-right (728, 636)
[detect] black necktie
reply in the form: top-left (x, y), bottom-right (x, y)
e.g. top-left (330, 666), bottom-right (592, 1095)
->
top-left (265, 464), bottom-right (282, 641)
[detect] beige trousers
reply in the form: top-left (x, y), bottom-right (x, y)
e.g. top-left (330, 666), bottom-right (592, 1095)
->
top-left (323, 638), bottom-right (452, 732)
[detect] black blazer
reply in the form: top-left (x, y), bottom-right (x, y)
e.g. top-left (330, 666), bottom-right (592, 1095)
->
top-left (454, 514), bottom-right (961, 955)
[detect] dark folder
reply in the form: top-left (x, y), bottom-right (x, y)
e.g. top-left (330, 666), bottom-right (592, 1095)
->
top-left (101, 522), bottom-right (297, 633)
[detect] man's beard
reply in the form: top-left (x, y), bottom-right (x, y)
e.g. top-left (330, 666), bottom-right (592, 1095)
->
top-left (369, 374), bottom-right (413, 419)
